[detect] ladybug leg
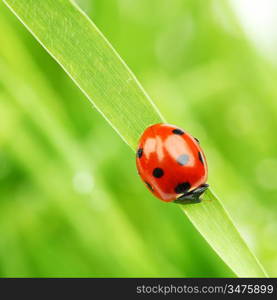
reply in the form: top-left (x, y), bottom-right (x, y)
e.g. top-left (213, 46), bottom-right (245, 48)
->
top-left (174, 184), bottom-right (209, 205)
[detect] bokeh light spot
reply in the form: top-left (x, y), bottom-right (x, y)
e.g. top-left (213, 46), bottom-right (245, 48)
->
top-left (73, 171), bottom-right (94, 195)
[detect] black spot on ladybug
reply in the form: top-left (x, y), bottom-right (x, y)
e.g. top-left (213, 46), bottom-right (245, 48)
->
top-left (153, 168), bottom-right (164, 178)
top-left (176, 154), bottom-right (189, 166)
top-left (172, 128), bottom-right (184, 135)
top-left (145, 181), bottom-right (153, 191)
top-left (137, 148), bottom-right (143, 158)
top-left (198, 151), bottom-right (204, 164)
top-left (175, 182), bottom-right (191, 194)
top-left (194, 137), bottom-right (200, 143)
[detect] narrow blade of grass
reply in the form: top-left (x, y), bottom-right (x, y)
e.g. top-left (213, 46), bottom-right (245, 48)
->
top-left (3, 0), bottom-right (267, 277)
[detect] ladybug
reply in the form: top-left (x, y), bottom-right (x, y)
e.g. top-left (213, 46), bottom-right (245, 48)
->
top-left (136, 123), bottom-right (208, 204)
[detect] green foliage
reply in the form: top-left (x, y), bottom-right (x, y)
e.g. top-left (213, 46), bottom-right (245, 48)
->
top-left (0, 0), bottom-right (276, 277)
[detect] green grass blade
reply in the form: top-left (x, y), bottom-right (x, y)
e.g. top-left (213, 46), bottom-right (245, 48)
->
top-left (3, 0), bottom-right (164, 150)
top-left (3, 0), bottom-right (267, 277)
top-left (182, 189), bottom-right (267, 277)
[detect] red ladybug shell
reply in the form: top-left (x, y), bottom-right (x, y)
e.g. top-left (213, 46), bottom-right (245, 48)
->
top-left (136, 123), bottom-right (208, 202)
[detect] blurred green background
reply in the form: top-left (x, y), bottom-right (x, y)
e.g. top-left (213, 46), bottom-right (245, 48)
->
top-left (0, 0), bottom-right (276, 277)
